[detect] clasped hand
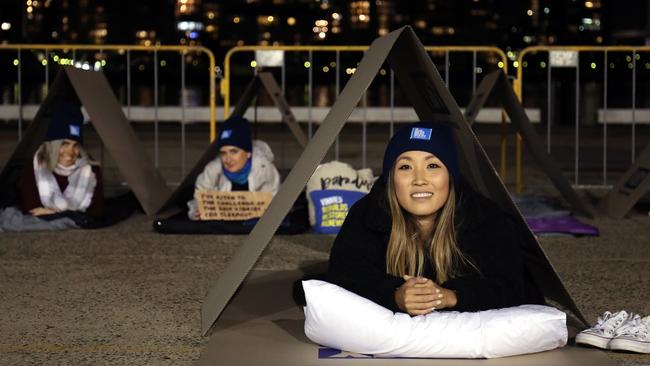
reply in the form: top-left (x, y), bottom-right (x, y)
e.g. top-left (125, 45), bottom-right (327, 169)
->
top-left (394, 275), bottom-right (457, 316)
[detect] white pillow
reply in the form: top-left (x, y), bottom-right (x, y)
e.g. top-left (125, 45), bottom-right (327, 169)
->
top-left (303, 280), bottom-right (567, 358)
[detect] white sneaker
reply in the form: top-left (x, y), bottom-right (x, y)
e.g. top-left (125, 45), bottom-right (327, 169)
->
top-left (609, 315), bottom-right (650, 353)
top-left (575, 311), bottom-right (634, 349)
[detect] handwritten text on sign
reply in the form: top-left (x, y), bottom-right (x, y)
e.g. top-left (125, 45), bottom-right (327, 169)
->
top-left (195, 190), bottom-right (273, 221)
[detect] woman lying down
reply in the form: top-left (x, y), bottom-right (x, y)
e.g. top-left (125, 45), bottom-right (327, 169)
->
top-left (0, 102), bottom-right (105, 232)
top-left (302, 121), bottom-right (568, 358)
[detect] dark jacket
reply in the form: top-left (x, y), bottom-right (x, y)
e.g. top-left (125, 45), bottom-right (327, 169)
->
top-left (327, 178), bottom-right (543, 313)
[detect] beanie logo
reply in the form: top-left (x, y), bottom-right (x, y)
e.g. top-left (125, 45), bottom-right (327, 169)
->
top-left (410, 127), bottom-right (432, 141)
top-left (221, 129), bottom-right (232, 139)
top-left (69, 125), bottom-right (80, 137)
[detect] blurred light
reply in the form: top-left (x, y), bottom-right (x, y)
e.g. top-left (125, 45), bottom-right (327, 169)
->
top-left (626, 55), bottom-right (632, 62)
top-left (609, 63), bottom-right (615, 69)
top-left (526, 9), bottom-right (533, 16)
top-left (540, 61), bottom-right (546, 68)
top-left (322, 66), bottom-right (329, 72)
top-left (645, 63), bottom-right (650, 69)
top-left (330, 61), bottom-right (336, 68)
top-left (475, 67), bottom-right (483, 74)
top-left (513, 61), bottom-right (519, 68)
top-left (498, 61), bottom-right (504, 68)
top-left (628, 63), bottom-right (634, 69)
top-left (359, 14), bottom-right (367, 21)
top-left (522, 61), bottom-right (528, 68)
top-left (267, 15), bottom-right (274, 22)
top-left (188, 31), bottom-right (199, 39)
top-left (178, 21), bottom-right (204, 31)
top-left (287, 17), bottom-right (296, 26)
top-left (304, 61), bottom-right (311, 68)
top-left (332, 12), bottom-right (340, 20)
top-left (346, 68), bottom-right (352, 74)
top-left (233, 16), bottom-right (240, 24)
top-left (52, 55), bottom-right (59, 62)
top-left (101, 60), bottom-right (106, 66)
top-left (585, 1), bottom-right (594, 8)
top-left (250, 60), bottom-right (257, 68)
top-left (27, 6), bottom-right (33, 12)
top-left (379, 69), bottom-right (386, 75)
top-left (636, 54), bottom-right (641, 60)
top-left (94, 61), bottom-right (101, 70)
top-left (13, 59), bottom-right (19, 66)
top-left (590, 62), bottom-right (596, 69)
top-left (1, 22), bottom-right (11, 30)
top-left (41, 59), bottom-right (47, 66)
top-left (160, 60), bottom-right (167, 67)
top-left (544, 7), bottom-right (550, 14)
top-left (318, 31), bottom-right (326, 39)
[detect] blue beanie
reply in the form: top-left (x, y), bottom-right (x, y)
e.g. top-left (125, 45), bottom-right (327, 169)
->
top-left (382, 121), bottom-right (460, 190)
top-left (46, 102), bottom-right (84, 143)
top-left (217, 116), bottom-right (252, 152)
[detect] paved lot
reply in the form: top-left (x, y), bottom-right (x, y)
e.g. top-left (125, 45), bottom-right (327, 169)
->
top-left (1, 122), bottom-right (649, 365)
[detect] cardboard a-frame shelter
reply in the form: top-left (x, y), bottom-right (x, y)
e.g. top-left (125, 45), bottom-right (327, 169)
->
top-left (156, 71), bottom-right (308, 215)
top-left (597, 143), bottom-right (650, 218)
top-left (464, 70), bottom-right (595, 218)
top-left (0, 67), bottom-right (171, 216)
top-left (198, 27), bottom-right (615, 366)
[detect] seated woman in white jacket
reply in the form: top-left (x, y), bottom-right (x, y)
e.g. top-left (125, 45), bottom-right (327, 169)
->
top-left (187, 116), bottom-right (281, 220)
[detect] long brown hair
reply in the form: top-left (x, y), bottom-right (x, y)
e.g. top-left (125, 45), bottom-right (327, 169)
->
top-left (385, 169), bottom-right (468, 284)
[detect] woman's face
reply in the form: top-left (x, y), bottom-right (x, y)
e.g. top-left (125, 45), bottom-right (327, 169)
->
top-left (219, 145), bottom-right (251, 172)
top-left (392, 150), bottom-right (450, 220)
top-left (58, 139), bottom-right (81, 167)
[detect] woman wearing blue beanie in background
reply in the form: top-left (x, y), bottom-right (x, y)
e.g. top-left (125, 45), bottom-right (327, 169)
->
top-left (328, 121), bottom-right (543, 315)
top-left (20, 102), bottom-right (104, 218)
top-left (187, 116), bottom-right (280, 220)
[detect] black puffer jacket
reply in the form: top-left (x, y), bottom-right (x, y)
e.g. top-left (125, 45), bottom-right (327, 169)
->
top-left (327, 178), bottom-right (544, 313)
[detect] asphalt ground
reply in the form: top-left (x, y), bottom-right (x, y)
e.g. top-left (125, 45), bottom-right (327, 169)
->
top-left (1, 121), bottom-right (649, 365)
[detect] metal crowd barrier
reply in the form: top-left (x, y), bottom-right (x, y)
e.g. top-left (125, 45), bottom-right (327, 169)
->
top-left (223, 45), bottom-right (508, 172)
top-left (0, 44), bottom-right (217, 177)
top-left (516, 46), bottom-right (650, 191)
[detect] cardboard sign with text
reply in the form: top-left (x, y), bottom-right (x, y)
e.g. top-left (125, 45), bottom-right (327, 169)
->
top-left (195, 190), bottom-right (273, 221)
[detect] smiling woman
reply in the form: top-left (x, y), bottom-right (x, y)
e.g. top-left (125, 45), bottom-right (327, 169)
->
top-left (328, 121), bottom-right (544, 315)
top-left (19, 102), bottom-right (104, 218)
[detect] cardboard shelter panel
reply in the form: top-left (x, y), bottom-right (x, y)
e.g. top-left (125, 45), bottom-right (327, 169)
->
top-left (199, 270), bottom-right (616, 366)
top-left (200, 26), bottom-right (586, 337)
top-left (156, 72), bottom-right (306, 216)
top-left (0, 68), bottom-right (171, 216)
top-left (200, 28), bottom-right (400, 335)
top-left (63, 67), bottom-right (171, 216)
top-left (465, 70), bottom-right (595, 218)
top-left (597, 143), bottom-right (650, 218)
top-left (0, 73), bottom-right (76, 207)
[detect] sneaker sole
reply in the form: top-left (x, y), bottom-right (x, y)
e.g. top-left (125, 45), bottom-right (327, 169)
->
top-left (575, 333), bottom-right (612, 349)
top-left (609, 338), bottom-right (650, 353)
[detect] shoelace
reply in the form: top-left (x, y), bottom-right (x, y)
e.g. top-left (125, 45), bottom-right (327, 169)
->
top-left (614, 314), bottom-right (648, 337)
top-left (592, 311), bottom-right (631, 335)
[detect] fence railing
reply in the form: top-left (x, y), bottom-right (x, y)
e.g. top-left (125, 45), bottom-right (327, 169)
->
top-left (223, 45), bottom-right (509, 172)
top-left (0, 44), bottom-right (217, 177)
top-left (516, 46), bottom-right (650, 191)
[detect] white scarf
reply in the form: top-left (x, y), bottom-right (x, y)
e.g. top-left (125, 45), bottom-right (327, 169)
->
top-left (33, 147), bottom-right (97, 212)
